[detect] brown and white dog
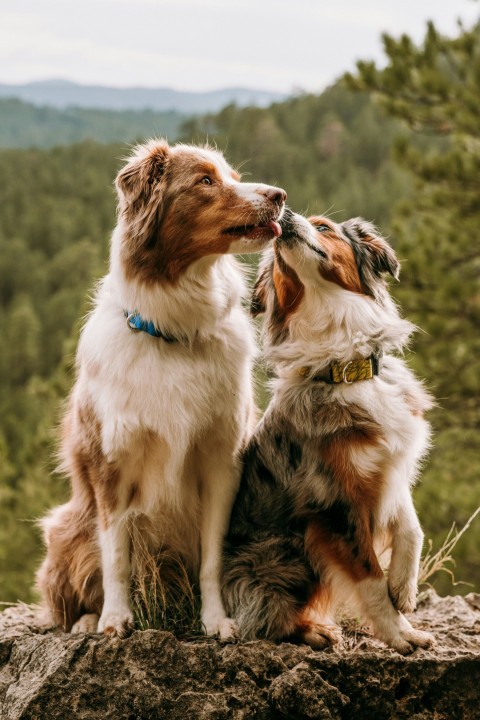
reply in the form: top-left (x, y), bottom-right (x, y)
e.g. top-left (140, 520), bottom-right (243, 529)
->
top-left (223, 209), bottom-right (434, 653)
top-left (37, 139), bottom-right (286, 639)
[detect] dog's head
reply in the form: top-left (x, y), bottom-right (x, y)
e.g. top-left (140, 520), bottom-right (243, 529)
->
top-left (251, 209), bottom-right (400, 343)
top-left (115, 139), bottom-right (286, 283)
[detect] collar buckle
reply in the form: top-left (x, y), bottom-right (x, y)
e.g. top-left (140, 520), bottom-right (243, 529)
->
top-left (124, 309), bottom-right (178, 342)
top-left (342, 360), bottom-right (355, 385)
top-left (126, 312), bottom-right (142, 332)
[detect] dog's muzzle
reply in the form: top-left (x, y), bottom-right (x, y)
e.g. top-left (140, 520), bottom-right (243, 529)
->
top-left (277, 208), bottom-right (300, 244)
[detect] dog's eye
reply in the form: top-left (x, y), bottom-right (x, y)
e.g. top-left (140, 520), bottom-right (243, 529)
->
top-left (199, 176), bottom-right (212, 185)
top-left (315, 224), bottom-right (331, 233)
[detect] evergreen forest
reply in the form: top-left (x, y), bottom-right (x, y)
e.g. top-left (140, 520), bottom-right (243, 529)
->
top-left (0, 20), bottom-right (478, 604)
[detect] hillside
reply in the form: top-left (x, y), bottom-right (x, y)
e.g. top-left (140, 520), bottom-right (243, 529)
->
top-left (0, 79), bottom-right (286, 113)
top-left (182, 85), bottom-right (412, 227)
top-left (0, 98), bottom-right (185, 148)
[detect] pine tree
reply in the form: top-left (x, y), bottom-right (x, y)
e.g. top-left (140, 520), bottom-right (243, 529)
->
top-left (347, 20), bottom-right (480, 591)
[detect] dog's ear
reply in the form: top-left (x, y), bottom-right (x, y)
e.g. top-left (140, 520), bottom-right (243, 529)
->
top-left (251, 254), bottom-right (274, 316)
top-left (344, 219), bottom-right (400, 295)
top-left (116, 140), bottom-right (170, 205)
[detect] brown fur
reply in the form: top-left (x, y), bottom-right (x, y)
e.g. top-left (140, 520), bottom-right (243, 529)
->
top-left (37, 140), bottom-right (286, 637)
top-left (308, 216), bottom-right (364, 293)
top-left (70, 402), bottom-right (121, 529)
top-left (305, 515), bottom-right (383, 584)
top-left (119, 144), bottom-right (281, 284)
top-left (272, 250), bottom-right (305, 322)
top-left (37, 401), bottom-right (115, 629)
top-left (37, 502), bottom-right (102, 630)
top-left (292, 585), bottom-right (341, 648)
top-left (223, 209), bottom-right (433, 652)
top-left (251, 249), bottom-right (305, 342)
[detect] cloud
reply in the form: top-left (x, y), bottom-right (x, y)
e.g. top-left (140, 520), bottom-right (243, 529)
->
top-left (0, 0), bottom-right (478, 91)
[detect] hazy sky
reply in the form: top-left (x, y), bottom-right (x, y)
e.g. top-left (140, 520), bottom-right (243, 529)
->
top-left (1, 0), bottom-right (478, 93)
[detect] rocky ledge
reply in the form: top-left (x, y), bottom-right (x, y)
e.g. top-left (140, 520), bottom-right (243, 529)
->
top-left (0, 590), bottom-right (479, 720)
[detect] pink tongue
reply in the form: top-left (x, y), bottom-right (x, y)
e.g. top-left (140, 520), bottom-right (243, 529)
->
top-left (266, 220), bottom-right (282, 237)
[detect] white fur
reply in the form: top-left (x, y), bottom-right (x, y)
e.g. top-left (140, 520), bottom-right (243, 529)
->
top-left (263, 212), bottom-right (434, 651)
top-left (64, 144), bottom-right (286, 638)
top-left (357, 577), bottom-right (432, 653)
top-left (73, 257), bottom-right (255, 636)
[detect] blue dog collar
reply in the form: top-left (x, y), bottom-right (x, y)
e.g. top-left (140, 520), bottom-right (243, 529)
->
top-left (124, 310), bottom-right (178, 343)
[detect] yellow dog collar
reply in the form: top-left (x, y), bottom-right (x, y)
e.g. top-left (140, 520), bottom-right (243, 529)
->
top-left (299, 355), bottom-right (380, 385)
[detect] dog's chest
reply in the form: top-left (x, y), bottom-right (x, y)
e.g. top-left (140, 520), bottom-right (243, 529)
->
top-left (138, 333), bottom-right (247, 426)
top-left (81, 307), bottom-right (253, 458)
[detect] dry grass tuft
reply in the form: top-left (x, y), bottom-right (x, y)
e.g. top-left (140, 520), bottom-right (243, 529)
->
top-left (419, 506), bottom-right (480, 588)
top-left (129, 526), bottom-right (203, 637)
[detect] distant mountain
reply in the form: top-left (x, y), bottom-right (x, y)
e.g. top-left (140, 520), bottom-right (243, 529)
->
top-left (0, 80), bottom-right (287, 113)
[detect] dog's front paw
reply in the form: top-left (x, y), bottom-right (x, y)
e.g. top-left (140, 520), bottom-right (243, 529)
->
top-left (218, 617), bottom-right (239, 640)
top-left (385, 616), bottom-right (434, 654)
top-left (71, 613), bottom-right (100, 634)
top-left (389, 582), bottom-right (417, 614)
top-left (389, 628), bottom-right (434, 654)
top-left (202, 613), bottom-right (239, 640)
top-left (401, 625), bottom-right (434, 650)
top-left (98, 609), bottom-right (134, 638)
top-left (301, 623), bottom-right (343, 650)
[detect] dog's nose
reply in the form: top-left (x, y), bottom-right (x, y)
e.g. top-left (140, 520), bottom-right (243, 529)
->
top-left (261, 186), bottom-right (287, 205)
top-left (279, 208), bottom-right (297, 239)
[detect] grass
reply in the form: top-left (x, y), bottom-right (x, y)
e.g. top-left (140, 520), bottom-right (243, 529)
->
top-left (129, 526), bottom-right (203, 638)
top-left (419, 506), bottom-right (480, 589)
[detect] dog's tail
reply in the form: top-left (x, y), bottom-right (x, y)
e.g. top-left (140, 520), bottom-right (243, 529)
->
top-left (222, 534), bottom-right (315, 641)
top-left (36, 499), bottom-right (102, 631)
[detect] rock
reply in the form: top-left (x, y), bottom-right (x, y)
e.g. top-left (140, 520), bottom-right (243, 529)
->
top-left (269, 662), bottom-right (349, 719)
top-left (0, 592), bottom-right (479, 719)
